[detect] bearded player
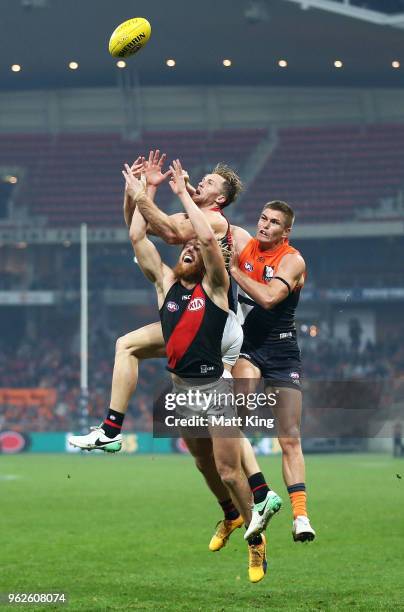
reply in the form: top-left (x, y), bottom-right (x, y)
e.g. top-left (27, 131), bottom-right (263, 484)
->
top-left (125, 159), bottom-right (267, 582)
top-left (69, 152), bottom-right (282, 555)
top-left (230, 201), bottom-right (316, 543)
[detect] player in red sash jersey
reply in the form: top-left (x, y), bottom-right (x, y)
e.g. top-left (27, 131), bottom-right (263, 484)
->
top-left (230, 201), bottom-right (316, 543)
top-left (125, 159), bottom-right (267, 582)
top-left (69, 152), bottom-right (279, 569)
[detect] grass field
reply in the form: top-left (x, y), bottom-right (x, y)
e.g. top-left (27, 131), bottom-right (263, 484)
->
top-left (1, 452), bottom-right (404, 611)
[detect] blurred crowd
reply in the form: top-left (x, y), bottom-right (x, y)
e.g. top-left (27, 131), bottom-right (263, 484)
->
top-left (0, 329), bottom-right (167, 433)
top-left (1, 326), bottom-right (403, 433)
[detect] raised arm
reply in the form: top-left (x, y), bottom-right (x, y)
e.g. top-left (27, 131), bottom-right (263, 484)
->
top-left (123, 166), bottom-right (172, 305)
top-left (230, 251), bottom-right (305, 310)
top-left (123, 150), bottom-right (170, 227)
top-left (137, 195), bottom-right (227, 245)
top-left (136, 151), bottom-right (226, 244)
top-left (123, 156), bottom-right (144, 227)
top-left (169, 159), bottom-right (229, 292)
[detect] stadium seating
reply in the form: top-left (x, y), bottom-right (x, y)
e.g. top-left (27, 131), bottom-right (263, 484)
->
top-left (245, 125), bottom-right (404, 223)
top-left (0, 129), bottom-right (265, 226)
top-left (2, 125), bottom-right (404, 226)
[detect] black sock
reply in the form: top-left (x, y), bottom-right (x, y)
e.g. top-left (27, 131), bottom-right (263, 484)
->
top-left (248, 472), bottom-right (270, 504)
top-left (247, 532), bottom-right (263, 546)
top-left (219, 498), bottom-right (240, 521)
top-left (287, 483), bottom-right (306, 494)
top-left (102, 409), bottom-right (124, 438)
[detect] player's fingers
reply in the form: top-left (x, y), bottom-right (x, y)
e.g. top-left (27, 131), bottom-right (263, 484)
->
top-left (154, 149), bottom-right (160, 164)
top-left (131, 156), bottom-right (142, 169)
top-left (159, 153), bottom-right (166, 167)
top-left (162, 169), bottom-right (172, 179)
top-left (148, 150), bottom-right (154, 165)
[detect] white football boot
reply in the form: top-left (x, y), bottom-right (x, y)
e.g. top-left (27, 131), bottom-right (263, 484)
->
top-left (68, 425), bottom-right (122, 453)
top-left (244, 490), bottom-right (283, 540)
top-left (292, 515), bottom-right (316, 542)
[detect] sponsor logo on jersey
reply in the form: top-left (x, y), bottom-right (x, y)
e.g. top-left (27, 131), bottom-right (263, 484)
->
top-left (290, 372), bottom-right (300, 379)
top-left (244, 262), bottom-right (254, 272)
top-left (263, 265), bottom-right (274, 281)
top-left (167, 301), bottom-right (179, 312)
top-left (188, 297), bottom-right (205, 311)
top-left (200, 364), bottom-right (214, 373)
top-left (182, 294), bottom-right (191, 300)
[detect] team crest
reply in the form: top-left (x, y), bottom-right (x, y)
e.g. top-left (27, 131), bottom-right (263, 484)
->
top-left (167, 301), bottom-right (179, 312)
top-left (263, 265), bottom-right (274, 281)
top-left (244, 262), bottom-right (254, 272)
top-left (188, 297), bottom-right (205, 311)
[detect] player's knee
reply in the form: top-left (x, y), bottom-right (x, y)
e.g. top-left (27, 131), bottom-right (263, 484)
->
top-left (115, 334), bottom-right (137, 355)
top-left (279, 434), bottom-right (301, 455)
top-left (216, 463), bottom-right (239, 488)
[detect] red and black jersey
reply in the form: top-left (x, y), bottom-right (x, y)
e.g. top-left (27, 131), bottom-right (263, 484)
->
top-left (160, 281), bottom-right (227, 379)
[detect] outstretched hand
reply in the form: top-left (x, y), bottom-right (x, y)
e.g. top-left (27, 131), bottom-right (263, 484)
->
top-left (143, 149), bottom-right (171, 187)
top-left (122, 163), bottom-right (145, 200)
top-left (130, 156), bottom-right (145, 178)
top-left (169, 159), bottom-right (188, 196)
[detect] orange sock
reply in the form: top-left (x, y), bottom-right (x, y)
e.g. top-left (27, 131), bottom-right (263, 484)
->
top-left (287, 483), bottom-right (308, 519)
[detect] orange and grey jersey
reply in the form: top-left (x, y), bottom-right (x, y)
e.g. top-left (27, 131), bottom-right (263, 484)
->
top-left (237, 239), bottom-right (304, 340)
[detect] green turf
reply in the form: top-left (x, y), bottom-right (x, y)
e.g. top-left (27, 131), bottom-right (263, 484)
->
top-left (1, 453), bottom-right (403, 611)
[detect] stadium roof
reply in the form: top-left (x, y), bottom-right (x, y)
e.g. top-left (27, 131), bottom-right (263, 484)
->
top-left (1, 0), bottom-right (404, 90)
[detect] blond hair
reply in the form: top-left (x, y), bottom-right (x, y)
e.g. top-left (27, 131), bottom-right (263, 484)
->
top-left (212, 163), bottom-right (243, 208)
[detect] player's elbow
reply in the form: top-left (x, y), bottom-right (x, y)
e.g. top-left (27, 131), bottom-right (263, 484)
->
top-left (262, 295), bottom-right (278, 310)
top-left (200, 233), bottom-right (216, 248)
top-left (157, 226), bottom-right (180, 244)
top-left (129, 228), bottom-right (146, 247)
top-left (129, 228), bottom-right (143, 245)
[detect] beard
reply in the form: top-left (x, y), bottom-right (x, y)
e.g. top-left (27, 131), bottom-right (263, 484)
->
top-left (173, 259), bottom-right (206, 284)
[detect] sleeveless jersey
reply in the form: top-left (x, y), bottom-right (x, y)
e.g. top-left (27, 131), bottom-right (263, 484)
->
top-left (238, 238), bottom-right (303, 340)
top-left (160, 281), bottom-right (227, 379)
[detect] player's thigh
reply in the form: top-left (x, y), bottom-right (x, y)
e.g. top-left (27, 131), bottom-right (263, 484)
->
top-left (232, 358), bottom-right (261, 396)
top-left (266, 384), bottom-right (302, 437)
top-left (118, 321), bottom-right (166, 359)
top-left (182, 436), bottom-right (213, 460)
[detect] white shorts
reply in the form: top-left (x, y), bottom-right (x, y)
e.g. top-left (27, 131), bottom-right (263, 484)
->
top-left (221, 310), bottom-right (244, 367)
top-left (172, 375), bottom-right (235, 419)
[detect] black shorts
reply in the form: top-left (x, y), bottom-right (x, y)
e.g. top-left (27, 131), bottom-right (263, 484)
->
top-left (239, 332), bottom-right (302, 391)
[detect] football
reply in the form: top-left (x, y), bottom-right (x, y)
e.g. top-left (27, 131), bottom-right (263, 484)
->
top-left (108, 17), bottom-right (151, 58)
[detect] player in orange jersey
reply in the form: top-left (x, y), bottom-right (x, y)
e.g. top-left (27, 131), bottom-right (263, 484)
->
top-left (230, 201), bottom-right (316, 542)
